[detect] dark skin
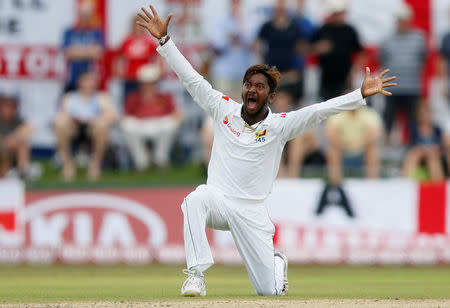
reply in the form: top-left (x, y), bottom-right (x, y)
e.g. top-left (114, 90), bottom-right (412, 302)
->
top-left (136, 5), bottom-right (397, 126)
top-left (241, 73), bottom-right (276, 125)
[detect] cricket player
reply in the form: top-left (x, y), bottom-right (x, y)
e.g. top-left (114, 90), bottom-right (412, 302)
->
top-left (137, 5), bottom-right (397, 297)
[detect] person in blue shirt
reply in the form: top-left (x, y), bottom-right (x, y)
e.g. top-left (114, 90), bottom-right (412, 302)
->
top-left (403, 103), bottom-right (444, 180)
top-left (256, 0), bottom-right (310, 105)
top-left (61, 1), bottom-right (104, 93)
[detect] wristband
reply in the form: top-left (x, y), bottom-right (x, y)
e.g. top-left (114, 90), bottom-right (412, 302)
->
top-left (159, 34), bottom-right (170, 46)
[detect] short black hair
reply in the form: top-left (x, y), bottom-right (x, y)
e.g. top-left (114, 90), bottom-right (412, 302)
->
top-left (243, 64), bottom-right (281, 93)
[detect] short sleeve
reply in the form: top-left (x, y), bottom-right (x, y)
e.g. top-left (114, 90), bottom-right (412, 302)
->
top-left (351, 26), bottom-right (363, 52)
top-left (61, 29), bottom-right (71, 49)
top-left (365, 109), bottom-right (382, 131)
top-left (326, 113), bottom-right (342, 129)
top-left (440, 33), bottom-right (450, 58)
top-left (94, 29), bottom-right (105, 47)
top-left (124, 92), bottom-right (139, 116)
top-left (165, 94), bottom-right (177, 113)
top-left (258, 22), bottom-right (269, 40)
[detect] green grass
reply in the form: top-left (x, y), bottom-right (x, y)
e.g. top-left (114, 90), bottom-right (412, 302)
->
top-left (0, 265), bottom-right (449, 303)
top-left (26, 162), bottom-right (206, 190)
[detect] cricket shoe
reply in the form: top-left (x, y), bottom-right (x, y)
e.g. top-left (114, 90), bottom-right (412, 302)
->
top-left (274, 252), bottom-right (289, 296)
top-left (180, 269), bottom-right (206, 297)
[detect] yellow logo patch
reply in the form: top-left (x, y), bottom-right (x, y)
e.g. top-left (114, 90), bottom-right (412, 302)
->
top-left (255, 129), bottom-right (267, 138)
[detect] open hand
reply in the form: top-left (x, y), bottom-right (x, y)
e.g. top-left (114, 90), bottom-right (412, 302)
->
top-left (136, 5), bottom-right (173, 39)
top-left (361, 67), bottom-right (397, 98)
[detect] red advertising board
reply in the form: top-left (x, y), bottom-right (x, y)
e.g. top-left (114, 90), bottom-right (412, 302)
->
top-left (1, 180), bottom-right (450, 265)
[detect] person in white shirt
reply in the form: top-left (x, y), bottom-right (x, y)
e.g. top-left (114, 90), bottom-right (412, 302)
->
top-left (136, 5), bottom-right (397, 297)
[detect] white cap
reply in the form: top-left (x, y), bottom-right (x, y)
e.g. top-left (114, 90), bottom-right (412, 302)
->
top-left (137, 64), bottom-right (161, 83)
top-left (396, 2), bottom-right (413, 20)
top-left (325, 0), bottom-right (348, 15)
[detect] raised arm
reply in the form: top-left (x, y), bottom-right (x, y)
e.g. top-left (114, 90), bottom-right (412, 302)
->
top-left (280, 67), bottom-right (396, 141)
top-left (136, 5), bottom-right (224, 118)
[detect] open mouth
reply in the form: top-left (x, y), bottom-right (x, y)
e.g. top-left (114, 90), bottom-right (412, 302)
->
top-left (247, 97), bottom-right (257, 109)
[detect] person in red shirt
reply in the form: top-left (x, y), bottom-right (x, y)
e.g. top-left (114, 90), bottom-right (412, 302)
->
top-left (115, 16), bottom-right (161, 100)
top-left (121, 64), bottom-right (182, 171)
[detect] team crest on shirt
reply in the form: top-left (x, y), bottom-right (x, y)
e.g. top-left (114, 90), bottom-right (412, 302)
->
top-left (255, 129), bottom-right (267, 143)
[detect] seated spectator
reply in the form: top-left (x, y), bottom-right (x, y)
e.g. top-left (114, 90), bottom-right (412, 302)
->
top-left (61, 0), bottom-right (104, 93)
top-left (115, 15), bottom-right (160, 100)
top-left (121, 65), bottom-right (182, 171)
top-left (325, 105), bottom-right (382, 185)
top-left (54, 71), bottom-right (117, 182)
top-left (274, 91), bottom-right (320, 178)
top-left (0, 93), bottom-right (34, 179)
top-left (403, 103), bottom-right (444, 180)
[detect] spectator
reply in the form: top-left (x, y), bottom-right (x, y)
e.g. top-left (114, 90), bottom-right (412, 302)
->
top-left (121, 65), bottom-right (182, 171)
top-left (438, 25), bottom-right (450, 174)
top-left (54, 71), bottom-right (116, 181)
top-left (379, 3), bottom-right (426, 146)
top-left (292, 0), bottom-right (315, 87)
top-left (273, 91), bottom-right (320, 178)
top-left (62, 0), bottom-right (104, 93)
top-left (312, 0), bottom-right (364, 100)
top-left (201, 0), bottom-right (252, 168)
top-left (0, 93), bottom-right (34, 179)
top-left (256, 0), bottom-right (307, 104)
top-left (403, 103), bottom-right (444, 180)
top-left (209, 0), bottom-right (253, 101)
top-left (115, 15), bottom-right (161, 101)
top-left (325, 104), bottom-right (382, 185)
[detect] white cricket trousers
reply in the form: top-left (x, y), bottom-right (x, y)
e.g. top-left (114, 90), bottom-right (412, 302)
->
top-left (181, 184), bottom-right (283, 296)
top-left (121, 116), bottom-right (179, 170)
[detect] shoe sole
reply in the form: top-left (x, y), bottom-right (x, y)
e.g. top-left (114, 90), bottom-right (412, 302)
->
top-left (275, 252), bottom-right (289, 296)
top-left (181, 290), bottom-right (206, 297)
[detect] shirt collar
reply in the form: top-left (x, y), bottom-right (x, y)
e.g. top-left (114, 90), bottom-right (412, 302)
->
top-left (233, 105), bottom-right (273, 128)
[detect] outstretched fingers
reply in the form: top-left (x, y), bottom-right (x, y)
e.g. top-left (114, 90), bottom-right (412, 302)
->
top-left (138, 12), bottom-right (150, 23)
top-left (164, 13), bottom-right (173, 27)
top-left (382, 75), bottom-right (397, 89)
top-left (381, 90), bottom-right (392, 96)
top-left (382, 76), bottom-right (396, 83)
top-left (136, 20), bottom-right (147, 28)
top-left (150, 5), bottom-right (159, 18)
top-left (377, 69), bottom-right (390, 79)
top-left (141, 7), bottom-right (153, 20)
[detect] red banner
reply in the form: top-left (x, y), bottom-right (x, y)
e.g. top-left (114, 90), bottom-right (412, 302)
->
top-left (1, 180), bottom-right (450, 265)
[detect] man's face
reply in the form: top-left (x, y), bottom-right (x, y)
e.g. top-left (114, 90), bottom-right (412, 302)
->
top-left (139, 81), bottom-right (157, 97)
top-left (242, 73), bottom-right (274, 116)
top-left (0, 100), bottom-right (17, 121)
top-left (78, 72), bottom-right (98, 94)
top-left (397, 18), bottom-right (410, 33)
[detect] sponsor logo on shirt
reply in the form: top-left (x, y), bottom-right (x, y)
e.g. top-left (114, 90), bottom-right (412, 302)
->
top-left (280, 113), bottom-right (287, 118)
top-left (223, 116), bottom-right (240, 137)
top-left (222, 95), bottom-right (230, 101)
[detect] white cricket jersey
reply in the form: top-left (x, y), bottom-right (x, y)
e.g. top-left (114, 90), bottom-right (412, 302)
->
top-left (157, 39), bottom-right (366, 200)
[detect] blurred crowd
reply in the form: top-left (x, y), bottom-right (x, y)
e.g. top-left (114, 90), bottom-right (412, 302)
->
top-left (1, 0), bottom-right (450, 184)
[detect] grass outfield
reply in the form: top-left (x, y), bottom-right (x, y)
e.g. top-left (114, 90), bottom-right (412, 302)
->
top-left (0, 264), bottom-right (449, 303)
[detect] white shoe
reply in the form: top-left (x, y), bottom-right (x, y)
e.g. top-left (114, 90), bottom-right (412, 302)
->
top-left (180, 269), bottom-right (206, 297)
top-left (274, 252), bottom-right (289, 296)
